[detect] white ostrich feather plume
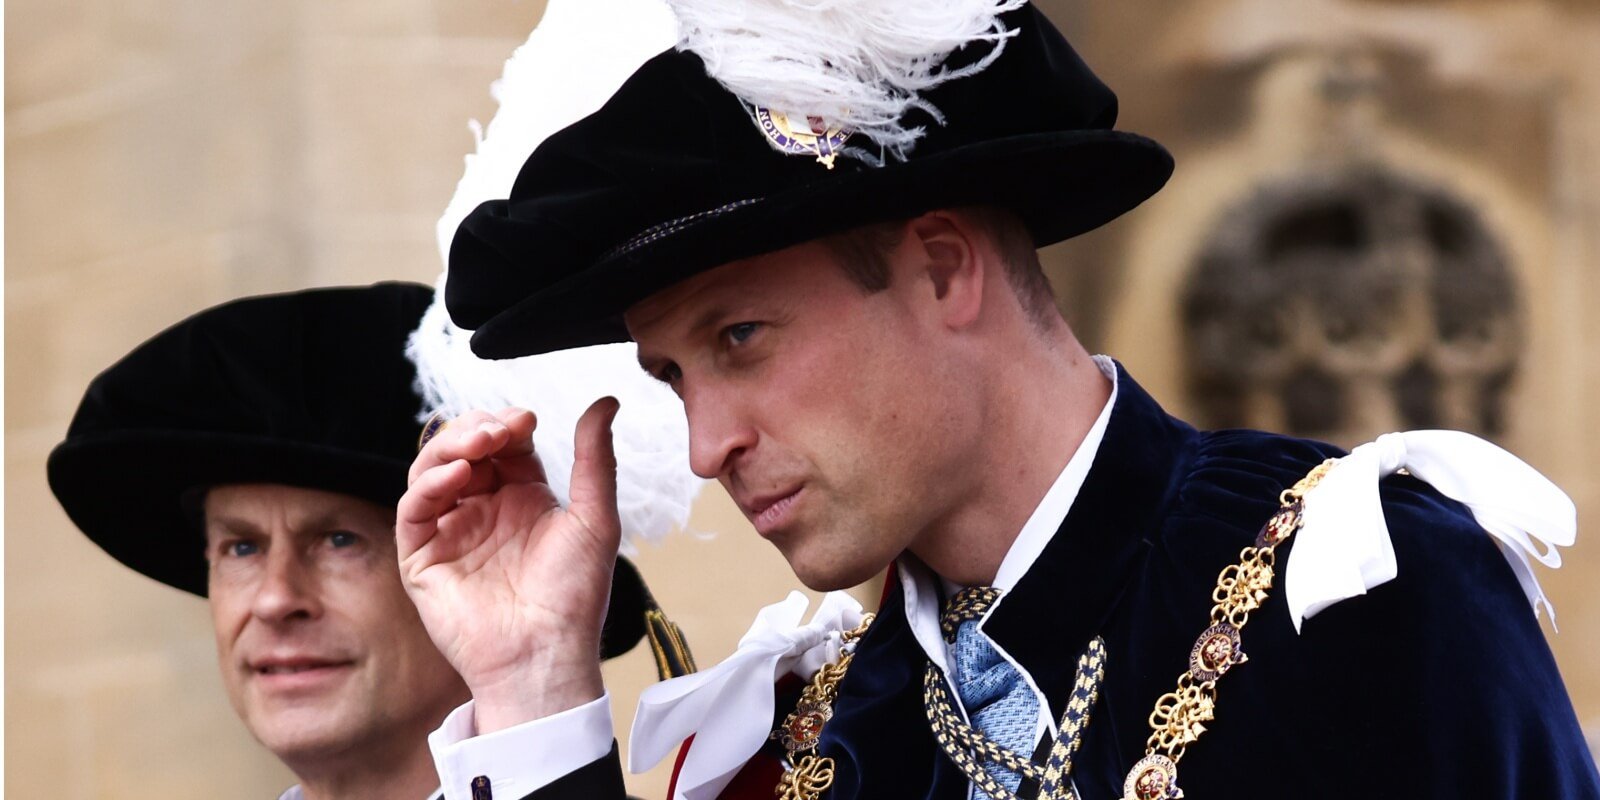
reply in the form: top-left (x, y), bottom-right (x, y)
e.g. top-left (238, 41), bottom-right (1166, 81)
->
top-left (435, 0), bottom-right (678, 261)
top-left (670, 0), bottom-right (1026, 162)
top-left (410, 0), bottom-right (701, 552)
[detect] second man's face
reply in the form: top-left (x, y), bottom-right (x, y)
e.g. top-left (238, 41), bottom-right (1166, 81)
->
top-left (203, 483), bottom-right (468, 766)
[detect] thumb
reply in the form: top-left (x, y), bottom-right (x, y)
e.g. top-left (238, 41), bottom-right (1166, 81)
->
top-left (568, 396), bottom-right (622, 553)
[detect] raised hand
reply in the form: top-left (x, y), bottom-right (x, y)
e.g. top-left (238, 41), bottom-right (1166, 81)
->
top-left (397, 399), bottom-right (622, 733)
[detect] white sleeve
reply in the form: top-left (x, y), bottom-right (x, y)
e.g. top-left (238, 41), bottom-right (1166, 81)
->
top-left (428, 693), bottom-right (616, 800)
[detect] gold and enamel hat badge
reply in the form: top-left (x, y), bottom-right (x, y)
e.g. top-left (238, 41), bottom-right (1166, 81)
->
top-left (754, 107), bottom-right (852, 169)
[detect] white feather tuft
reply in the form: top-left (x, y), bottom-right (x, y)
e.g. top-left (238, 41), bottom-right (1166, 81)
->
top-left (670, 0), bottom-right (1026, 162)
top-left (407, 309), bottom-right (701, 553)
top-left (436, 0), bottom-right (679, 262)
top-left (411, 0), bottom-right (702, 552)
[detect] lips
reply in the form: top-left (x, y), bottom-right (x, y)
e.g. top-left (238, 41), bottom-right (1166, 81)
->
top-left (743, 486), bottom-right (803, 536)
top-left (256, 663), bottom-right (342, 675)
top-left (246, 655), bottom-right (356, 688)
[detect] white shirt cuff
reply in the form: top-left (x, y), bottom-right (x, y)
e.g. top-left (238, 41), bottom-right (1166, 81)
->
top-left (428, 693), bottom-right (615, 800)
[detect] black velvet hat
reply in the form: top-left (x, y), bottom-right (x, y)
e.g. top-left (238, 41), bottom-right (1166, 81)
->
top-left (447, 2), bottom-right (1173, 358)
top-left (47, 283), bottom-right (651, 660)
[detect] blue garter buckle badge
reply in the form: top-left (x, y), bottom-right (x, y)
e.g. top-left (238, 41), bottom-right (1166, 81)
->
top-left (754, 107), bottom-right (851, 170)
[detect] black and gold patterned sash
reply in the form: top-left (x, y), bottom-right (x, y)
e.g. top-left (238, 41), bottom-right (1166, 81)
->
top-left (922, 586), bottom-right (1107, 800)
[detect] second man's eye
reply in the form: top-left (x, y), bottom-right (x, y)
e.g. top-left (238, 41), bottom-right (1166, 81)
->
top-left (227, 540), bottom-right (260, 558)
top-left (725, 322), bottom-right (761, 345)
top-left (328, 531), bottom-right (359, 548)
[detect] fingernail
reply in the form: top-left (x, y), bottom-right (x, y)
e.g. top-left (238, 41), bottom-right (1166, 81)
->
top-left (478, 421), bottom-right (506, 436)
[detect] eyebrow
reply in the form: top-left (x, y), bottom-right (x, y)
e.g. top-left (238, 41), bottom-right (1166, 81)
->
top-left (687, 303), bottom-right (734, 338)
top-left (203, 510), bottom-right (354, 540)
top-left (634, 302), bottom-right (737, 378)
top-left (636, 351), bottom-right (669, 379)
top-left (204, 514), bottom-right (261, 539)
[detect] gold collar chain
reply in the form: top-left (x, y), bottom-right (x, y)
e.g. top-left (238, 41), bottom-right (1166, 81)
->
top-left (1121, 458), bottom-right (1338, 800)
top-left (772, 614), bottom-right (875, 800)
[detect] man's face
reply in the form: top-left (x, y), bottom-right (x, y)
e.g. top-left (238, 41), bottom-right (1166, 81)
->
top-left (626, 236), bottom-right (982, 590)
top-left (204, 483), bottom-right (466, 763)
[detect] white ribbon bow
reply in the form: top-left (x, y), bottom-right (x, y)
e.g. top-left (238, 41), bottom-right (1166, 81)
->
top-left (628, 591), bottom-right (866, 800)
top-left (1286, 430), bottom-right (1576, 632)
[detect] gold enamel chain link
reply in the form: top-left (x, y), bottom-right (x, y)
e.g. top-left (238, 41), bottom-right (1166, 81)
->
top-left (1121, 458), bottom-right (1338, 800)
top-left (773, 614), bottom-right (875, 800)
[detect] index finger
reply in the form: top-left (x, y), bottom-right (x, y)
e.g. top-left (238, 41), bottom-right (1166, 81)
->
top-left (490, 407), bottom-right (538, 459)
top-left (396, 458), bottom-right (473, 560)
top-left (484, 407), bottom-right (547, 487)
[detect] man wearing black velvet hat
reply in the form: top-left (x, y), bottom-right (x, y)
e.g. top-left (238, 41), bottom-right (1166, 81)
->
top-left (48, 283), bottom-right (673, 800)
top-left (400, 2), bottom-right (1600, 799)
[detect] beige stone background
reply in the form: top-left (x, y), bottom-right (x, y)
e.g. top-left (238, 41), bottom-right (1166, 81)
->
top-left (6, 0), bottom-right (1599, 797)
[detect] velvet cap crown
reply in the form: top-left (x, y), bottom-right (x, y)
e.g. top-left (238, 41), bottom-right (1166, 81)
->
top-left (447, 2), bottom-right (1174, 358)
top-left (48, 282), bottom-right (434, 600)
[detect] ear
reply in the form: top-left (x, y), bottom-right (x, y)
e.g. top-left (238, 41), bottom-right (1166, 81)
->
top-left (903, 211), bottom-right (984, 330)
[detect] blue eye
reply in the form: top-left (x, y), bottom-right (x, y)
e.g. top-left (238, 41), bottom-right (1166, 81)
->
top-left (226, 540), bottom-right (260, 558)
top-left (328, 531), bottom-right (359, 548)
top-left (725, 322), bottom-right (760, 345)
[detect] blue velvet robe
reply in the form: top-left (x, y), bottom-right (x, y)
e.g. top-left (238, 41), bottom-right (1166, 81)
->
top-left (746, 365), bottom-right (1599, 799)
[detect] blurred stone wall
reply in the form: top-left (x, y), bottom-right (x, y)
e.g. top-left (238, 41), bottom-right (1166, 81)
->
top-left (1036, 0), bottom-right (1600, 752)
top-left (7, 0), bottom-right (1598, 798)
top-left (6, 1), bottom-right (529, 794)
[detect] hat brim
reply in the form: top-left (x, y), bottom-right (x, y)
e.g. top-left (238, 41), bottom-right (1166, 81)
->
top-left (467, 129), bottom-right (1173, 358)
top-left (47, 430), bottom-right (410, 596)
top-left (46, 430), bottom-right (650, 660)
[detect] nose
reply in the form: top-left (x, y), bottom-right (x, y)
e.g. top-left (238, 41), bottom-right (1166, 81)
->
top-left (684, 384), bottom-right (758, 479)
top-left (250, 546), bottom-right (322, 624)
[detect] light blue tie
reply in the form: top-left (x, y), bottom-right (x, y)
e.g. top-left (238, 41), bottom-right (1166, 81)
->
top-left (949, 590), bottom-right (1040, 799)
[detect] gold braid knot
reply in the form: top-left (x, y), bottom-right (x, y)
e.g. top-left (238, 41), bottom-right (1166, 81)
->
top-left (940, 587), bottom-right (1001, 643)
top-left (776, 755), bottom-right (837, 800)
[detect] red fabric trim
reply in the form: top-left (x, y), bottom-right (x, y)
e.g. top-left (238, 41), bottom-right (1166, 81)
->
top-left (666, 733), bottom-right (695, 799)
top-left (773, 672), bottom-right (803, 695)
top-left (667, 730), bottom-right (787, 800)
top-left (877, 564), bottom-right (899, 609)
top-left (716, 753), bottom-right (787, 799)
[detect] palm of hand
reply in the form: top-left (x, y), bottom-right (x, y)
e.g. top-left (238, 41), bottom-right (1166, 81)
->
top-left (408, 484), bottom-right (615, 683)
top-left (397, 402), bottom-right (622, 698)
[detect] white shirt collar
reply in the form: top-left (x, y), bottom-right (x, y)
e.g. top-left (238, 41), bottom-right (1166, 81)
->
top-left (896, 355), bottom-right (1119, 675)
